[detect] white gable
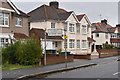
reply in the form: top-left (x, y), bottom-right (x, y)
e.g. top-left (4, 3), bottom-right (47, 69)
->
top-left (65, 12), bottom-right (79, 23)
top-left (7, 0), bottom-right (20, 14)
top-left (80, 15), bottom-right (91, 25)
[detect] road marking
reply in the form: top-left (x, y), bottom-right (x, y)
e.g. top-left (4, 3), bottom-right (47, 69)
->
top-left (113, 72), bottom-right (120, 75)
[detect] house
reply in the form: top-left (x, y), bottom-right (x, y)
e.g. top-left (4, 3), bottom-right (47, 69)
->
top-left (29, 28), bottom-right (63, 54)
top-left (108, 24), bottom-right (120, 47)
top-left (92, 19), bottom-right (120, 49)
top-left (28, 1), bottom-right (93, 54)
top-left (0, 0), bottom-right (29, 46)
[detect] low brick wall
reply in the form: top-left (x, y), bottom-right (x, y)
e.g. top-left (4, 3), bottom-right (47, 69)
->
top-left (97, 49), bottom-right (120, 58)
top-left (41, 54), bottom-right (74, 65)
top-left (74, 54), bottom-right (91, 60)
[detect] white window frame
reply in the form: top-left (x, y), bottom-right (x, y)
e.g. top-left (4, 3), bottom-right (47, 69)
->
top-left (77, 40), bottom-right (80, 48)
top-left (69, 23), bottom-right (74, 33)
top-left (51, 22), bottom-right (55, 28)
top-left (0, 12), bottom-right (9, 27)
top-left (82, 40), bottom-right (87, 49)
top-left (82, 25), bottom-right (87, 34)
top-left (96, 33), bottom-right (99, 37)
top-left (16, 17), bottom-right (22, 27)
top-left (69, 39), bottom-right (75, 48)
top-left (76, 23), bottom-right (80, 34)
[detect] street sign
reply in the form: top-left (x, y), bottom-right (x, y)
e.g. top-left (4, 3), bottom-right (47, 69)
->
top-left (47, 29), bottom-right (63, 36)
top-left (64, 35), bottom-right (68, 39)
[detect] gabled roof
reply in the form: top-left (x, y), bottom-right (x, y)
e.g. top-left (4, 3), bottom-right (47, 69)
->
top-left (28, 4), bottom-right (73, 22)
top-left (7, 0), bottom-right (20, 14)
top-left (4, 0), bottom-right (28, 17)
top-left (30, 28), bottom-right (63, 40)
top-left (76, 14), bottom-right (85, 22)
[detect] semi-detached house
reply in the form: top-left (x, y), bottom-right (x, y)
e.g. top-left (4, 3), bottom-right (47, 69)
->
top-left (28, 1), bottom-right (94, 54)
top-left (0, 0), bottom-right (29, 46)
top-left (92, 19), bottom-right (120, 49)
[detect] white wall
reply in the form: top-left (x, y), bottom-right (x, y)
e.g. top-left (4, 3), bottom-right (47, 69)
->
top-left (93, 33), bottom-right (111, 45)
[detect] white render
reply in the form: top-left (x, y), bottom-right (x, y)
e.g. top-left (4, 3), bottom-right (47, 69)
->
top-left (30, 12), bottom-right (93, 54)
top-left (92, 33), bottom-right (111, 45)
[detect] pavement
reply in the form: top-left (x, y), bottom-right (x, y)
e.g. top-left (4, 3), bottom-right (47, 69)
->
top-left (2, 56), bottom-right (119, 80)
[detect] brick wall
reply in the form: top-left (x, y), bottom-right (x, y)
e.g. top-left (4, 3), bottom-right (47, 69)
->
top-left (41, 54), bottom-right (74, 65)
top-left (74, 54), bottom-right (91, 60)
top-left (97, 49), bottom-right (120, 58)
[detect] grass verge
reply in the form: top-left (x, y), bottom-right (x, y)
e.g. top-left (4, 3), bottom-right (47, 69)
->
top-left (2, 64), bottom-right (33, 70)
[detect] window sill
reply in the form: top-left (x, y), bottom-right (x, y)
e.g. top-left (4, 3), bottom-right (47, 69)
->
top-left (15, 25), bottom-right (22, 27)
top-left (0, 25), bottom-right (9, 27)
top-left (81, 48), bottom-right (87, 50)
top-left (69, 32), bottom-right (75, 34)
top-left (82, 33), bottom-right (87, 35)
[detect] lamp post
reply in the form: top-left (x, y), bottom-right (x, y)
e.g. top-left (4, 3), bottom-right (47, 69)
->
top-left (64, 29), bottom-right (67, 68)
top-left (44, 28), bottom-right (47, 65)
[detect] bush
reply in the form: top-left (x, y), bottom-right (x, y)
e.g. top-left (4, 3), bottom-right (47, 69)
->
top-left (102, 43), bottom-right (114, 49)
top-left (2, 38), bottom-right (42, 65)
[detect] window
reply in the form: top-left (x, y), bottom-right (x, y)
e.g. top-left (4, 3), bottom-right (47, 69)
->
top-left (96, 33), bottom-right (99, 37)
top-left (64, 23), bottom-right (67, 31)
top-left (82, 40), bottom-right (87, 48)
top-left (82, 25), bottom-right (87, 34)
top-left (87, 25), bottom-right (90, 33)
top-left (0, 12), bottom-right (9, 26)
top-left (1, 38), bottom-right (4, 43)
top-left (0, 38), bottom-right (9, 46)
top-left (16, 17), bottom-right (22, 26)
top-left (77, 40), bottom-right (80, 48)
top-left (69, 23), bottom-right (74, 33)
top-left (105, 33), bottom-right (108, 39)
top-left (51, 23), bottom-right (55, 28)
top-left (69, 39), bottom-right (75, 48)
top-left (76, 23), bottom-right (80, 33)
top-left (55, 42), bottom-right (58, 47)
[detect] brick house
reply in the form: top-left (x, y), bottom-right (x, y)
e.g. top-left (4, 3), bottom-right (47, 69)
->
top-left (0, 0), bottom-right (29, 46)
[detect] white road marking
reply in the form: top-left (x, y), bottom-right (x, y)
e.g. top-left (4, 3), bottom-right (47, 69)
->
top-left (113, 72), bottom-right (120, 75)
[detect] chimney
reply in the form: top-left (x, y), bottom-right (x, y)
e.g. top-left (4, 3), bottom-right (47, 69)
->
top-left (116, 24), bottom-right (120, 27)
top-left (49, 1), bottom-right (59, 9)
top-left (101, 19), bottom-right (107, 25)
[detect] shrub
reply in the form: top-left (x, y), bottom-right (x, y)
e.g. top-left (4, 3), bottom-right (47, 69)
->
top-left (2, 38), bottom-right (42, 65)
top-left (102, 43), bottom-right (114, 49)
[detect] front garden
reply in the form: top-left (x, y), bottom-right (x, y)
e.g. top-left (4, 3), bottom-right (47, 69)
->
top-left (1, 38), bottom-right (42, 70)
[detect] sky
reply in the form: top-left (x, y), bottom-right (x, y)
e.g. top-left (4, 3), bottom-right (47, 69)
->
top-left (11, 0), bottom-right (119, 26)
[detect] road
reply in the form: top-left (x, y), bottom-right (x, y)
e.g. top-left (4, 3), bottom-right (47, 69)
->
top-left (44, 60), bottom-right (119, 78)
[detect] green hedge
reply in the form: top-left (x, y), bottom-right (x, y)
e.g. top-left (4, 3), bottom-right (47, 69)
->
top-left (2, 38), bottom-right (42, 65)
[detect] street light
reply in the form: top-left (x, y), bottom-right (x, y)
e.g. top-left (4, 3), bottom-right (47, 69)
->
top-left (44, 28), bottom-right (47, 65)
top-left (63, 29), bottom-right (68, 68)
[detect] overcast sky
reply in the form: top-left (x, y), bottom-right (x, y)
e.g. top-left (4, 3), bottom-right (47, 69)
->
top-left (11, 0), bottom-right (119, 26)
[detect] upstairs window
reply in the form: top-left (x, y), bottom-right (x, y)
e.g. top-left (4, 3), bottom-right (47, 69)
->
top-left (64, 23), bottom-right (67, 31)
top-left (51, 23), bottom-right (55, 28)
top-left (96, 33), bottom-right (99, 37)
top-left (82, 25), bottom-right (87, 34)
top-left (76, 23), bottom-right (80, 34)
top-left (69, 23), bottom-right (74, 33)
top-left (16, 17), bottom-right (22, 27)
top-left (0, 12), bottom-right (9, 26)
